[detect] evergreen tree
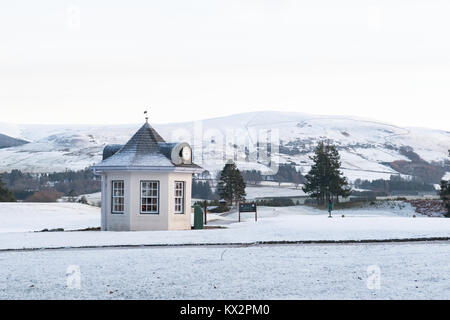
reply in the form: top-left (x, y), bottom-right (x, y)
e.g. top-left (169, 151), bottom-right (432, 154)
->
top-left (302, 142), bottom-right (327, 203)
top-left (441, 149), bottom-right (450, 217)
top-left (441, 180), bottom-right (450, 218)
top-left (327, 144), bottom-right (352, 201)
top-left (440, 180), bottom-right (450, 199)
top-left (217, 161), bottom-right (246, 205)
top-left (234, 172), bottom-right (246, 205)
top-left (302, 141), bottom-right (351, 205)
top-left (0, 175), bottom-right (16, 202)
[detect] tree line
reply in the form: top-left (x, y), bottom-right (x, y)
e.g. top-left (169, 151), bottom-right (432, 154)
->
top-left (354, 176), bottom-right (436, 193)
top-left (192, 180), bottom-right (216, 200)
top-left (2, 167), bottom-right (220, 203)
top-left (1, 168), bottom-right (100, 201)
top-left (0, 176), bottom-right (15, 202)
top-left (241, 164), bottom-right (305, 186)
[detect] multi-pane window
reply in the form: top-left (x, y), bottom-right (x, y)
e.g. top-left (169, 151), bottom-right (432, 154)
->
top-left (141, 181), bottom-right (159, 214)
top-left (174, 181), bottom-right (185, 214)
top-left (111, 181), bottom-right (124, 214)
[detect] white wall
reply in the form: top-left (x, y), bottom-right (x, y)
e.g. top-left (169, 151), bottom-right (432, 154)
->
top-left (167, 172), bottom-right (192, 230)
top-left (103, 170), bottom-right (193, 231)
top-left (104, 171), bottom-right (131, 231)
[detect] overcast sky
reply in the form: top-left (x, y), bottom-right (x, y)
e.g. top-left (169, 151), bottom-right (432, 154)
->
top-left (1, 0), bottom-right (450, 130)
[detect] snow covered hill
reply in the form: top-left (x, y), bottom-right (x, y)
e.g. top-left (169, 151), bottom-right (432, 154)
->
top-left (0, 111), bottom-right (448, 182)
top-left (0, 133), bottom-right (28, 149)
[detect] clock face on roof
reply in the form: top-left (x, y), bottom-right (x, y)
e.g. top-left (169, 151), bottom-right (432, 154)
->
top-left (181, 146), bottom-right (191, 162)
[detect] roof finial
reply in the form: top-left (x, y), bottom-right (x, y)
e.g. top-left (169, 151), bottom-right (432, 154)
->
top-left (144, 109), bottom-right (148, 123)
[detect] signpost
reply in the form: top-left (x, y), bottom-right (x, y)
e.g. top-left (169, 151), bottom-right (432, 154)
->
top-left (203, 200), bottom-right (207, 225)
top-left (238, 202), bottom-right (257, 222)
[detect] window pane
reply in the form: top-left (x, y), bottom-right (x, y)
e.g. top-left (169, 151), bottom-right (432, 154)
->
top-left (174, 181), bottom-right (184, 214)
top-left (112, 180), bottom-right (125, 213)
top-left (141, 181), bottom-right (159, 213)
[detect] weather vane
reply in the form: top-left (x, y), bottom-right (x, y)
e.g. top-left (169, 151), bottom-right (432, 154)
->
top-left (144, 109), bottom-right (148, 123)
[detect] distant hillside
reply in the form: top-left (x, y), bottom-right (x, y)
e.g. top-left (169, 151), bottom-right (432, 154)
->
top-left (0, 133), bottom-right (28, 149)
top-left (0, 111), bottom-right (448, 183)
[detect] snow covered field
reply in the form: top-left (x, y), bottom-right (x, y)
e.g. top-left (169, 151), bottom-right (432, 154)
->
top-left (0, 202), bottom-right (449, 251)
top-left (245, 186), bottom-right (306, 199)
top-left (0, 242), bottom-right (449, 299)
top-left (0, 202), bottom-right (449, 299)
top-left (0, 203), bottom-right (100, 233)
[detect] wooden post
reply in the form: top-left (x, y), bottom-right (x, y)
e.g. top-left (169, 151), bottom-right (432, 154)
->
top-left (203, 200), bottom-right (207, 225)
top-left (238, 202), bottom-right (241, 222)
top-left (255, 202), bottom-right (257, 222)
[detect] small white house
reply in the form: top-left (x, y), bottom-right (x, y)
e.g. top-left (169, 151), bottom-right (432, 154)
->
top-left (93, 120), bottom-right (203, 231)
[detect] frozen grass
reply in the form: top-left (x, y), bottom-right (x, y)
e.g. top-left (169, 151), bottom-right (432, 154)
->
top-left (0, 202), bottom-right (449, 299)
top-left (0, 203), bottom-right (449, 250)
top-left (0, 242), bottom-right (449, 299)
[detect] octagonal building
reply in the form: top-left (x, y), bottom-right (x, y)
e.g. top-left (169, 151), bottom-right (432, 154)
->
top-left (93, 121), bottom-right (203, 231)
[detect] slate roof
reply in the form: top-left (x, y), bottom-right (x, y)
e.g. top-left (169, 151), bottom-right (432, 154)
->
top-left (93, 122), bottom-right (202, 172)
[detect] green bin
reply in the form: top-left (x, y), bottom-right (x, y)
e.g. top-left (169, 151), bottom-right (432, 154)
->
top-left (193, 205), bottom-right (204, 229)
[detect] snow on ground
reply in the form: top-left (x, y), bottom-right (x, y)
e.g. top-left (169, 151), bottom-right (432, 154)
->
top-left (442, 172), bottom-right (450, 181)
top-left (340, 169), bottom-right (398, 182)
top-left (390, 127), bottom-right (450, 163)
top-left (352, 147), bottom-right (409, 163)
top-left (245, 186), bottom-right (305, 199)
top-left (339, 150), bottom-right (397, 173)
top-left (0, 242), bottom-right (449, 299)
top-left (1, 201), bottom-right (449, 299)
top-left (74, 192), bottom-right (101, 206)
top-left (214, 202), bottom-right (421, 221)
top-left (0, 203), bottom-right (449, 251)
top-left (258, 181), bottom-right (297, 187)
top-left (0, 203), bottom-right (100, 233)
top-left (333, 201), bottom-right (419, 217)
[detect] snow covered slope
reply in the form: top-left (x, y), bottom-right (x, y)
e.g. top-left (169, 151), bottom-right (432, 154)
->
top-left (0, 111), bottom-right (448, 181)
top-left (0, 203), bottom-right (100, 233)
top-left (0, 133), bottom-right (28, 149)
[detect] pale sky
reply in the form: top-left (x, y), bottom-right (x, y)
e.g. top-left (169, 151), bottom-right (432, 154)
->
top-left (1, 0), bottom-right (450, 130)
